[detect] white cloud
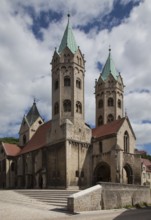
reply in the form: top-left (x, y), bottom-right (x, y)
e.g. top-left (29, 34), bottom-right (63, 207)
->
top-left (9, 0), bottom-right (114, 25)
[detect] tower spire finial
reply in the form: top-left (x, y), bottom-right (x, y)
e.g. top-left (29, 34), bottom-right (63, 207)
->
top-left (33, 97), bottom-right (36, 104)
top-left (67, 13), bottom-right (70, 23)
top-left (109, 45), bottom-right (111, 54)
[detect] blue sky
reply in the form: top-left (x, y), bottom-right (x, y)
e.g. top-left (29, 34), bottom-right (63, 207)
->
top-left (0, 0), bottom-right (151, 154)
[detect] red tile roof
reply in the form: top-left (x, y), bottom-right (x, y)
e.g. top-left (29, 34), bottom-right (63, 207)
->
top-left (2, 143), bottom-right (21, 156)
top-left (135, 149), bottom-right (147, 155)
top-left (92, 118), bottom-right (125, 139)
top-left (141, 158), bottom-right (151, 172)
top-left (19, 120), bottom-right (51, 155)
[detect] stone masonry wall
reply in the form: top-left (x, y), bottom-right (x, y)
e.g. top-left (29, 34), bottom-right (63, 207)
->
top-left (68, 185), bottom-right (102, 212)
top-left (100, 182), bottom-right (151, 209)
top-left (68, 183), bottom-right (151, 213)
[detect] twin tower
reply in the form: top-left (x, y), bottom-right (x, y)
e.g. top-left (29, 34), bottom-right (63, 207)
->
top-left (50, 15), bottom-right (124, 142)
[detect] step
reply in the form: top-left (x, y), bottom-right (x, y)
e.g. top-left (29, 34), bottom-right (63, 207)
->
top-left (14, 189), bottom-right (79, 207)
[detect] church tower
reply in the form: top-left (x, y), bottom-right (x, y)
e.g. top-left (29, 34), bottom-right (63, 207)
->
top-left (95, 48), bottom-right (124, 127)
top-left (51, 14), bottom-right (85, 125)
top-left (19, 100), bottom-right (44, 147)
top-left (48, 15), bottom-right (91, 188)
top-left (50, 15), bottom-right (91, 143)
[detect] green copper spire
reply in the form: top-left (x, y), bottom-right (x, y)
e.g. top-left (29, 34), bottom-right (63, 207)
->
top-left (58, 14), bottom-right (78, 54)
top-left (101, 48), bottom-right (119, 81)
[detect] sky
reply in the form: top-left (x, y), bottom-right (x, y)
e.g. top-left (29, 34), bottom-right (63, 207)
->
top-left (0, 0), bottom-right (151, 154)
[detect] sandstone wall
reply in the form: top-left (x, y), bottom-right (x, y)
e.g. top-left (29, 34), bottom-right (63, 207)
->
top-left (68, 183), bottom-right (151, 212)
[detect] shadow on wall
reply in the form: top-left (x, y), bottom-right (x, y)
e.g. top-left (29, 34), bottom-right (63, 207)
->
top-left (113, 206), bottom-right (151, 220)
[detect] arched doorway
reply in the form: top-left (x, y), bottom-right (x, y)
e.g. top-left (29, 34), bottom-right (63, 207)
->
top-left (39, 175), bottom-right (43, 189)
top-left (123, 164), bottom-right (133, 184)
top-left (93, 162), bottom-right (111, 185)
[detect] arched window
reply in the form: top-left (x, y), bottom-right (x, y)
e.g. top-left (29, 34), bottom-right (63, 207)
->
top-left (107, 114), bottom-right (114, 123)
top-left (77, 56), bottom-right (79, 65)
top-left (64, 76), bottom-right (70, 86)
top-left (76, 78), bottom-right (81, 89)
top-left (98, 115), bottom-right (103, 126)
top-left (11, 162), bottom-right (15, 172)
top-left (64, 54), bottom-right (70, 63)
top-left (67, 54), bottom-right (70, 63)
top-left (118, 99), bottom-right (121, 108)
top-left (54, 102), bottom-right (59, 115)
top-left (79, 58), bottom-right (82, 66)
top-left (64, 100), bottom-right (71, 112)
top-left (55, 80), bottom-right (59, 90)
top-left (23, 135), bottom-right (26, 145)
top-left (98, 99), bottom-right (103, 108)
top-left (64, 54), bottom-right (66, 62)
top-left (76, 101), bottom-right (82, 113)
top-left (124, 131), bottom-right (129, 153)
top-left (108, 97), bottom-right (114, 106)
top-left (99, 142), bottom-right (103, 153)
top-left (118, 115), bottom-right (121, 119)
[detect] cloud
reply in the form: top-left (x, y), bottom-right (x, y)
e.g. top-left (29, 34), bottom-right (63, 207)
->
top-left (10, 0), bottom-right (115, 25)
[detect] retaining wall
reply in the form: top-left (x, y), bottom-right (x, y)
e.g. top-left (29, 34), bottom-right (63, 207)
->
top-left (68, 185), bottom-right (102, 212)
top-left (67, 183), bottom-right (151, 213)
top-left (100, 182), bottom-right (151, 209)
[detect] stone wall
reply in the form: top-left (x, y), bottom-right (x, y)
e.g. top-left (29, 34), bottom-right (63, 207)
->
top-left (67, 183), bottom-right (151, 213)
top-left (68, 185), bottom-right (102, 212)
top-left (100, 182), bottom-right (151, 209)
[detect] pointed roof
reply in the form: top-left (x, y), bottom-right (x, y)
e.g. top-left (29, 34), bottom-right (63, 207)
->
top-left (58, 14), bottom-right (78, 54)
top-left (101, 48), bottom-right (119, 81)
top-left (26, 100), bottom-right (42, 126)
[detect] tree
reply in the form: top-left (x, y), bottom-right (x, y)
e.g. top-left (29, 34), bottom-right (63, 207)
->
top-left (0, 137), bottom-right (19, 145)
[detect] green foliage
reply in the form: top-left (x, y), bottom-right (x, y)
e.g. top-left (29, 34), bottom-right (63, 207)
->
top-left (0, 137), bottom-right (19, 145)
top-left (124, 204), bottom-right (133, 209)
top-left (141, 154), bottom-right (151, 162)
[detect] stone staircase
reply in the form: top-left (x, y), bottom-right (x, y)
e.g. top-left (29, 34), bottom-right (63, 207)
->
top-left (0, 189), bottom-right (78, 210)
top-left (15, 189), bottom-right (78, 208)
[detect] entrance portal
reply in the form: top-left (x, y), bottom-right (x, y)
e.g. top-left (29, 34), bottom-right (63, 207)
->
top-left (39, 175), bottom-right (43, 189)
top-left (93, 162), bottom-right (110, 184)
top-left (123, 164), bottom-right (133, 184)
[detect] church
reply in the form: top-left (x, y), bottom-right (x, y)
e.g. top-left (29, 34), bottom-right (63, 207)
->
top-left (0, 15), bottom-right (141, 189)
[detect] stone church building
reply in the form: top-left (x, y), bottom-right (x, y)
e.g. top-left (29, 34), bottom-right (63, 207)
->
top-left (0, 16), bottom-right (141, 189)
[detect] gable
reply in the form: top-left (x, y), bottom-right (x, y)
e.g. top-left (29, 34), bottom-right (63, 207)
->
top-left (117, 117), bottom-right (136, 140)
top-left (19, 120), bottom-right (51, 155)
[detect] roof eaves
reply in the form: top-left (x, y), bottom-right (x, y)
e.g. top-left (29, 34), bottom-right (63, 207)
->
top-left (92, 133), bottom-right (117, 142)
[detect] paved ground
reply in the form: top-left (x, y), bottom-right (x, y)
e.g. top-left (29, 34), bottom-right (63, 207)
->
top-left (0, 190), bottom-right (151, 220)
top-left (1, 201), bottom-right (151, 220)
